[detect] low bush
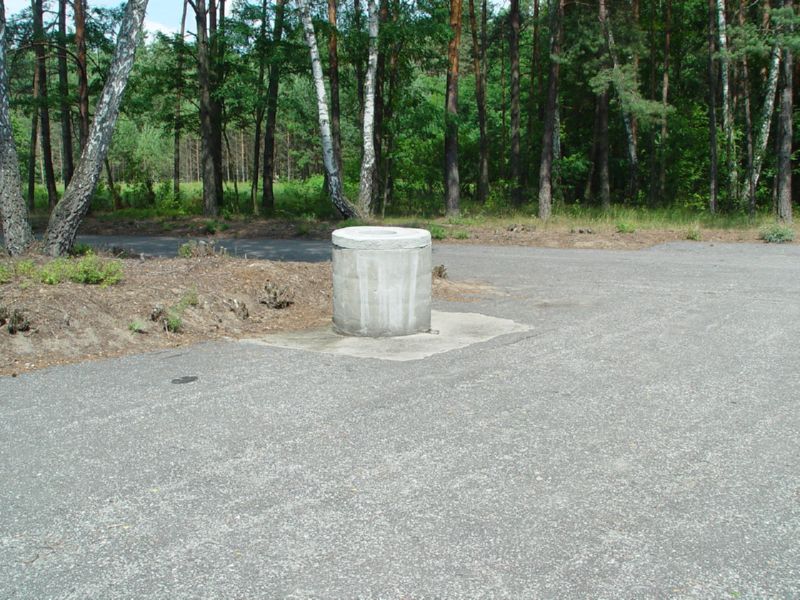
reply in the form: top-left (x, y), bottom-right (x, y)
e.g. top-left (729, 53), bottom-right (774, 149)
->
top-left (760, 224), bottom-right (795, 244)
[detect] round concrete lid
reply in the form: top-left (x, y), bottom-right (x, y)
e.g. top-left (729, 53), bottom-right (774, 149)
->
top-left (332, 226), bottom-right (431, 250)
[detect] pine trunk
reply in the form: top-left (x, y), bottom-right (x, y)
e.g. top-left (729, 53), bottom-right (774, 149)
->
top-left (250, 0), bottom-right (267, 213)
top-left (262, 0), bottom-right (286, 214)
top-left (27, 68), bottom-right (39, 212)
top-left (0, 0), bottom-right (34, 255)
top-left (358, 0), bottom-right (379, 214)
top-left (195, 0), bottom-right (223, 216)
top-left (298, 0), bottom-right (361, 218)
top-left (537, 0), bottom-right (564, 221)
top-left (33, 0), bottom-right (58, 208)
top-left (444, 0), bottom-right (463, 217)
top-left (509, 0), bottom-right (521, 205)
top-left (75, 0), bottom-right (90, 149)
top-left (57, 0), bottom-right (73, 185)
top-left (43, 0), bottom-right (149, 256)
top-left (598, 89), bottom-right (610, 211)
top-left (776, 0), bottom-right (793, 223)
top-left (526, 0), bottom-right (540, 178)
top-left (468, 0), bottom-right (488, 203)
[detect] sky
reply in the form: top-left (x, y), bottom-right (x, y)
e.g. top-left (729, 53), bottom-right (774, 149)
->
top-left (4, 0), bottom-right (186, 37)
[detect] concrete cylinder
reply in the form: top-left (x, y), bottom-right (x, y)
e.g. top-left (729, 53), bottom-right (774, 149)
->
top-left (332, 226), bottom-right (432, 337)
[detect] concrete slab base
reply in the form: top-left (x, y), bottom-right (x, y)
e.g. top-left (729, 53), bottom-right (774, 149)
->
top-left (242, 310), bottom-right (530, 361)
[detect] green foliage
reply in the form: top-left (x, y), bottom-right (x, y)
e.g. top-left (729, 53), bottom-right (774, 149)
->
top-left (69, 242), bottom-right (94, 257)
top-left (203, 220), bottom-right (230, 235)
top-left (685, 226), bottom-right (702, 241)
top-left (760, 224), bottom-right (795, 243)
top-left (128, 320), bottom-right (147, 334)
top-left (0, 265), bottom-right (11, 284)
top-left (14, 260), bottom-right (37, 277)
top-left (164, 313), bottom-right (183, 333)
top-left (428, 225), bottom-right (447, 240)
top-left (38, 255), bottom-right (123, 286)
top-left (452, 230), bottom-right (470, 240)
top-left (616, 222), bottom-right (636, 234)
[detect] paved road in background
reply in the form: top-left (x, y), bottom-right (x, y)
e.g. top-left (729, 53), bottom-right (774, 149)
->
top-left (2, 240), bottom-right (799, 597)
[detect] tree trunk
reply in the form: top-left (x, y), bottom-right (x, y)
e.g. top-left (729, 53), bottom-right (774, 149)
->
top-left (353, 0), bottom-right (366, 123)
top-left (43, 0), bottom-right (149, 256)
top-left (0, 0), bottom-right (34, 255)
top-left (105, 158), bottom-right (122, 210)
top-left (381, 8), bottom-right (400, 216)
top-left (250, 0), bottom-right (267, 214)
top-left (598, 88), bottom-right (610, 211)
top-left (658, 0), bottom-right (671, 202)
top-left (444, 0), bottom-right (462, 216)
top-left (749, 25), bottom-right (781, 209)
top-left (57, 0), bottom-right (73, 185)
top-left (776, 0), bottom-right (793, 223)
top-left (27, 68), bottom-right (39, 212)
top-left (33, 0), bottom-right (58, 208)
top-left (371, 0), bottom-right (388, 212)
top-left (328, 0), bottom-right (344, 178)
top-left (537, 0), bottom-right (564, 221)
top-left (598, 0), bottom-right (638, 201)
top-left (358, 0), bottom-right (379, 214)
top-left (584, 90), bottom-right (600, 203)
top-left (509, 0), bottom-right (521, 204)
top-left (262, 0), bottom-right (286, 214)
top-left (195, 0), bottom-right (223, 216)
top-left (174, 0), bottom-right (188, 199)
top-left (298, 0), bottom-right (361, 218)
top-left (526, 0), bottom-right (540, 180)
top-left (717, 0), bottom-right (738, 204)
top-left (468, 0), bottom-right (488, 203)
top-left (708, 0), bottom-right (719, 213)
top-left (75, 0), bottom-right (90, 150)
top-left (737, 0), bottom-right (755, 216)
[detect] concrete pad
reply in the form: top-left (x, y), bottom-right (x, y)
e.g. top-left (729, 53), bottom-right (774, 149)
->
top-left (242, 310), bottom-right (530, 361)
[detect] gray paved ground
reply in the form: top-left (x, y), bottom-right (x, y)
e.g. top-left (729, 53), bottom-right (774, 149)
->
top-left (2, 240), bottom-right (799, 598)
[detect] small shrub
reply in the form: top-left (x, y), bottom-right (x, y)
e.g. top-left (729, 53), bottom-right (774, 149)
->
top-left (452, 230), bottom-right (470, 240)
top-left (432, 264), bottom-right (448, 279)
top-left (177, 288), bottom-right (199, 310)
top-left (14, 260), bottom-right (37, 277)
top-left (69, 242), bottom-right (94, 256)
top-left (616, 222), bottom-right (636, 234)
top-left (203, 219), bottom-right (229, 235)
top-left (259, 282), bottom-right (293, 309)
top-left (760, 224), bottom-right (795, 244)
top-left (6, 308), bottom-right (30, 334)
top-left (294, 222), bottom-right (312, 236)
top-left (164, 313), bottom-right (182, 333)
top-left (0, 264), bottom-right (11, 284)
top-left (128, 320), bottom-right (147, 334)
top-left (685, 226), bottom-right (702, 241)
top-left (428, 225), bottom-right (447, 240)
top-left (178, 240), bottom-right (225, 258)
top-left (69, 255), bottom-right (123, 286)
top-left (38, 259), bottom-right (72, 285)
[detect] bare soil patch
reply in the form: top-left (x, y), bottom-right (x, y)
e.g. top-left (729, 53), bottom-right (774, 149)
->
top-left (0, 255), bottom-right (486, 376)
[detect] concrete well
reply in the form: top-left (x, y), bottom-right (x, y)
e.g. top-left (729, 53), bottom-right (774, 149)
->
top-left (332, 226), bottom-right (432, 337)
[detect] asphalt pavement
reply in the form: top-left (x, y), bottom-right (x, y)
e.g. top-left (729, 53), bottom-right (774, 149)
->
top-left (2, 239), bottom-right (799, 598)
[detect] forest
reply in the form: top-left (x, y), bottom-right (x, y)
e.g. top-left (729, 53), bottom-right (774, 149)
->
top-left (0, 0), bottom-right (798, 256)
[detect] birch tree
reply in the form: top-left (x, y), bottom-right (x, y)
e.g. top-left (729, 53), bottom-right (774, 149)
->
top-left (297, 0), bottom-right (361, 218)
top-left (776, 0), bottom-right (793, 223)
top-left (0, 0), bottom-right (34, 255)
top-left (358, 0), bottom-right (379, 215)
top-left (43, 0), bottom-right (149, 256)
top-left (716, 0), bottom-right (738, 203)
top-left (598, 0), bottom-right (638, 200)
top-left (444, 0), bottom-right (463, 216)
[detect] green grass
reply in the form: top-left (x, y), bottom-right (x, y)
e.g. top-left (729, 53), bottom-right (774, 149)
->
top-left (128, 320), bottom-right (147, 334)
top-left (35, 255), bottom-right (123, 286)
top-left (0, 264), bottom-right (11, 284)
top-left (616, 221), bottom-right (636, 234)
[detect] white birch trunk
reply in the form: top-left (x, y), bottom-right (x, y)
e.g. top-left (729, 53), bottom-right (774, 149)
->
top-left (716, 0), bottom-right (738, 201)
top-left (0, 0), bottom-right (34, 255)
top-left (749, 44), bottom-right (781, 194)
top-left (598, 0), bottom-right (638, 190)
top-left (298, 0), bottom-right (361, 219)
top-left (357, 0), bottom-right (379, 215)
top-left (43, 0), bottom-right (148, 256)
